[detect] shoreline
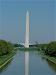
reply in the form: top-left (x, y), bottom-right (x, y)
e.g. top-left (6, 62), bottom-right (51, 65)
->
top-left (38, 50), bottom-right (56, 64)
top-left (0, 50), bottom-right (16, 69)
top-left (0, 56), bottom-right (13, 69)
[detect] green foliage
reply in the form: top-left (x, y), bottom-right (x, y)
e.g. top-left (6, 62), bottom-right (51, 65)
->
top-left (36, 41), bottom-right (56, 57)
top-left (45, 41), bottom-right (56, 56)
top-left (0, 40), bottom-right (14, 56)
top-left (38, 44), bottom-right (48, 51)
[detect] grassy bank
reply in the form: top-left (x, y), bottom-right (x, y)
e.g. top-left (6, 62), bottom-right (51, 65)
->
top-left (38, 50), bottom-right (56, 64)
top-left (0, 50), bottom-right (16, 69)
top-left (0, 40), bottom-right (17, 69)
top-left (43, 55), bottom-right (56, 64)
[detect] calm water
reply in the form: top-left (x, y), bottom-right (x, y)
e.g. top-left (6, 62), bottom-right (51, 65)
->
top-left (0, 49), bottom-right (56, 75)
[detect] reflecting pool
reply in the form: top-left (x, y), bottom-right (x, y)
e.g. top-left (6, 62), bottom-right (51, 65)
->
top-left (0, 49), bottom-right (56, 75)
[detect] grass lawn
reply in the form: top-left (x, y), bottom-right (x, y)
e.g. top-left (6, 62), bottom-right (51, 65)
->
top-left (0, 51), bottom-right (16, 69)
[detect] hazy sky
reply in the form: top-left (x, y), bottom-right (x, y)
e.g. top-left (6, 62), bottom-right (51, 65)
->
top-left (0, 0), bottom-right (56, 44)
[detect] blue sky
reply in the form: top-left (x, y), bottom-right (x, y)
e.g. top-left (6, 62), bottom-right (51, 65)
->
top-left (0, 0), bottom-right (56, 44)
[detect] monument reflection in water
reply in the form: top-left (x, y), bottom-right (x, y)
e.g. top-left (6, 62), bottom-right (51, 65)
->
top-left (25, 51), bottom-right (29, 75)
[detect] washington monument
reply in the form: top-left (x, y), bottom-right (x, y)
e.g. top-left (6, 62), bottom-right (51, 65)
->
top-left (25, 11), bottom-right (29, 48)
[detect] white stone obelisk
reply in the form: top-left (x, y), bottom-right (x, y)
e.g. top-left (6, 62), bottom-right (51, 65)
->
top-left (25, 11), bottom-right (29, 48)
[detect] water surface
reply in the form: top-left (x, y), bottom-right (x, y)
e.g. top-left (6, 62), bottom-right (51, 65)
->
top-left (0, 50), bottom-right (56, 75)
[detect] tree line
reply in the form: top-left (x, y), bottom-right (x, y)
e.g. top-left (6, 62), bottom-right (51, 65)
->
top-left (37, 41), bottom-right (56, 57)
top-left (0, 40), bottom-right (14, 56)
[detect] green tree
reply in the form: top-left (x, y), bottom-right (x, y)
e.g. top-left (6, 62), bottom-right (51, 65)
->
top-left (0, 40), bottom-right (14, 56)
top-left (45, 41), bottom-right (56, 56)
